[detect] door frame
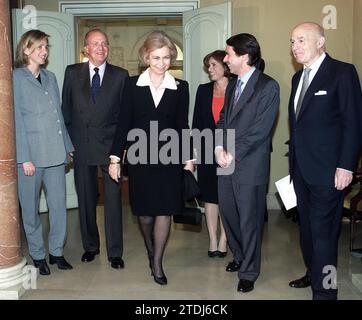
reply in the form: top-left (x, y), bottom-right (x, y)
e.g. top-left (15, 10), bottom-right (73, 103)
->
top-left (59, 1), bottom-right (199, 16)
top-left (60, 1), bottom-right (198, 77)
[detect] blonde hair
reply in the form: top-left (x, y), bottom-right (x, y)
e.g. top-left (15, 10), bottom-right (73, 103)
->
top-left (15, 29), bottom-right (49, 68)
top-left (138, 31), bottom-right (177, 65)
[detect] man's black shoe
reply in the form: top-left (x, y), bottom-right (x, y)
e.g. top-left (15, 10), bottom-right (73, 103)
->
top-left (81, 250), bottom-right (100, 262)
top-left (108, 257), bottom-right (124, 269)
top-left (226, 260), bottom-right (241, 272)
top-left (33, 259), bottom-right (51, 275)
top-left (49, 254), bottom-right (73, 270)
top-left (237, 279), bottom-right (254, 293)
top-left (289, 274), bottom-right (311, 288)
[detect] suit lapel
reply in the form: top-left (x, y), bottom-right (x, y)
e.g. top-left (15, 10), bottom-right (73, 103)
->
top-left (224, 78), bottom-right (236, 121)
top-left (290, 71), bottom-right (302, 123)
top-left (296, 55), bottom-right (331, 120)
top-left (95, 62), bottom-right (112, 107)
top-left (24, 68), bottom-right (43, 89)
top-left (205, 82), bottom-right (216, 128)
top-left (77, 63), bottom-right (95, 122)
top-left (79, 62), bottom-right (92, 105)
top-left (157, 87), bottom-right (174, 110)
top-left (39, 69), bottom-right (50, 90)
top-left (228, 69), bottom-right (260, 123)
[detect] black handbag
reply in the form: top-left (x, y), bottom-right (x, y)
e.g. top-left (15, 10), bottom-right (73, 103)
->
top-left (173, 198), bottom-right (203, 226)
top-left (182, 169), bottom-right (201, 201)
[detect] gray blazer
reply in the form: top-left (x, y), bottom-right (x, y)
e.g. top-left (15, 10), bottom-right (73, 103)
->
top-left (13, 67), bottom-right (74, 167)
top-left (217, 69), bottom-right (280, 185)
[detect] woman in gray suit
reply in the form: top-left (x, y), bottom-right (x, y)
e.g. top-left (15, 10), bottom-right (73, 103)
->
top-left (13, 30), bottom-right (74, 275)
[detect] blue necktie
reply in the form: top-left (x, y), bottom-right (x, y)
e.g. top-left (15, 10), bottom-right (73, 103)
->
top-left (91, 67), bottom-right (100, 103)
top-left (233, 79), bottom-right (243, 109)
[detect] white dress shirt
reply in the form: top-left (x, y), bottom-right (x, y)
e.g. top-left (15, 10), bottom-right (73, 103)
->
top-left (293, 52), bottom-right (326, 111)
top-left (136, 68), bottom-right (177, 107)
top-left (89, 61), bottom-right (106, 85)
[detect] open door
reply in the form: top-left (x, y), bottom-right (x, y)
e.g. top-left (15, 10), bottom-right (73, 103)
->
top-left (12, 9), bottom-right (78, 212)
top-left (183, 2), bottom-right (231, 122)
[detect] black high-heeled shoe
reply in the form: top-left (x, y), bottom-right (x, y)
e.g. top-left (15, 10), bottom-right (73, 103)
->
top-left (153, 274), bottom-right (167, 285)
top-left (208, 250), bottom-right (219, 258)
top-left (151, 263), bottom-right (167, 285)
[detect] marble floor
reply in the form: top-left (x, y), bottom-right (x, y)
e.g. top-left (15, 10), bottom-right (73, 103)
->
top-left (19, 193), bottom-right (362, 300)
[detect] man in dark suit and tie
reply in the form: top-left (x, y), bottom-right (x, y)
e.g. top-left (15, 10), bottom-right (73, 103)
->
top-left (288, 22), bottom-right (362, 300)
top-left (215, 33), bottom-right (280, 293)
top-left (62, 29), bottom-right (129, 269)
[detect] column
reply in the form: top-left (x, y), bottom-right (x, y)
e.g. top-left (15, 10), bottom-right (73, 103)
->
top-left (0, 1), bottom-right (28, 300)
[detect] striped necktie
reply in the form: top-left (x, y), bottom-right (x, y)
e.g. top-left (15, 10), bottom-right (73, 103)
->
top-left (233, 78), bottom-right (243, 109)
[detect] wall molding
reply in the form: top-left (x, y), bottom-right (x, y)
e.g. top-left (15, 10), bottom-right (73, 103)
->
top-left (59, 1), bottom-right (199, 16)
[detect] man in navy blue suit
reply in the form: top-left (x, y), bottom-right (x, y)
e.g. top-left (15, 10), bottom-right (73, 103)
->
top-left (288, 22), bottom-right (362, 300)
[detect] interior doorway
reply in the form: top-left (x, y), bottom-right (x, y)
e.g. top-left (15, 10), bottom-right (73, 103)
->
top-left (60, 1), bottom-right (199, 79)
top-left (77, 16), bottom-right (183, 78)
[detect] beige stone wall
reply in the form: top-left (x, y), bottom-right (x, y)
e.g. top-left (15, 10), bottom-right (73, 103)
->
top-left (353, 0), bottom-right (362, 79)
top-left (23, 0), bottom-right (58, 11)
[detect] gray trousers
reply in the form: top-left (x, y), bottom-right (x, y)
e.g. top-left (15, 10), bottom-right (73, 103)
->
top-left (218, 175), bottom-right (266, 282)
top-left (17, 164), bottom-right (67, 260)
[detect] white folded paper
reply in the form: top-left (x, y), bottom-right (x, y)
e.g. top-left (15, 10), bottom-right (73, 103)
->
top-left (275, 175), bottom-right (297, 210)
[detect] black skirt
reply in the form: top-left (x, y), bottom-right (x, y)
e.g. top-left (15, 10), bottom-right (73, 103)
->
top-left (128, 164), bottom-right (183, 216)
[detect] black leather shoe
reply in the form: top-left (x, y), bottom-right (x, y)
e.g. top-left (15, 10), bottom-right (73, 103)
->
top-left (218, 251), bottom-right (227, 258)
top-left (81, 250), bottom-right (99, 262)
top-left (289, 274), bottom-right (311, 288)
top-left (237, 279), bottom-right (254, 293)
top-left (208, 250), bottom-right (219, 258)
top-left (33, 259), bottom-right (51, 275)
top-left (226, 260), bottom-right (241, 272)
top-left (49, 254), bottom-right (73, 270)
top-left (108, 257), bottom-right (124, 269)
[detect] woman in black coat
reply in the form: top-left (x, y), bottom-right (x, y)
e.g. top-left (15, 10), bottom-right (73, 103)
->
top-left (192, 50), bottom-right (231, 258)
top-left (109, 31), bottom-right (192, 285)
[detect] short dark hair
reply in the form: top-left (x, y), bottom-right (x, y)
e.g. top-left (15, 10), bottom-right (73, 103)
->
top-left (255, 58), bottom-right (265, 72)
top-left (203, 50), bottom-right (230, 78)
top-left (84, 28), bottom-right (109, 47)
top-left (226, 33), bottom-right (261, 67)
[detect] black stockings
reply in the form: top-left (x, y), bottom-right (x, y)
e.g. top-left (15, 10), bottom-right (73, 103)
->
top-left (138, 215), bottom-right (171, 277)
